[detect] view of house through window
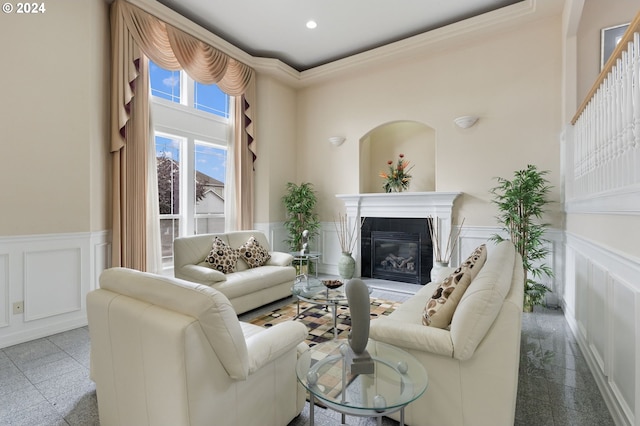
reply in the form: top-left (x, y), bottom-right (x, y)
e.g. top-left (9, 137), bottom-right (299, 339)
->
top-left (150, 61), bottom-right (230, 268)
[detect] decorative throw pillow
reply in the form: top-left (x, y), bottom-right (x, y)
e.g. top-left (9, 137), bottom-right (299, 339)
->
top-left (205, 237), bottom-right (239, 274)
top-left (422, 244), bottom-right (487, 328)
top-left (238, 236), bottom-right (271, 268)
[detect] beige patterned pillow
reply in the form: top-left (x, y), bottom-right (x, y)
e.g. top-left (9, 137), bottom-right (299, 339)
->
top-left (238, 236), bottom-right (271, 268)
top-left (205, 237), bottom-right (239, 274)
top-left (422, 244), bottom-right (487, 328)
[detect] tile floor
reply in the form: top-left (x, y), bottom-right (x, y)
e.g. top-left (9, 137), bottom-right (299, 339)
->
top-left (0, 278), bottom-right (615, 425)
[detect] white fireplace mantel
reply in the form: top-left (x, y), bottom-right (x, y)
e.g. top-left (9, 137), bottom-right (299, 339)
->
top-left (336, 192), bottom-right (462, 219)
top-left (336, 192), bottom-right (463, 273)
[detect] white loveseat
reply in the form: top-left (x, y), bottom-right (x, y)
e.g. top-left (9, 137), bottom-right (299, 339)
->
top-left (369, 241), bottom-right (524, 426)
top-left (87, 267), bottom-right (309, 426)
top-left (173, 230), bottom-right (295, 314)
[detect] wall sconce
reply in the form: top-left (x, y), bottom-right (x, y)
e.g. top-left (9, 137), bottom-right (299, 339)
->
top-left (328, 136), bottom-right (346, 146)
top-left (453, 116), bottom-right (479, 129)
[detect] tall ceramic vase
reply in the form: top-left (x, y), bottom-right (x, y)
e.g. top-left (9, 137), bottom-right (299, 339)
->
top-left (338, 252), bottom-right (356, 280)
top-left (430, 261), bottom-right (454, 283)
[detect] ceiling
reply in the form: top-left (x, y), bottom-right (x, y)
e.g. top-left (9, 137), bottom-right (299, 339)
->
top-left (155, 0), bottom-right (524, 72)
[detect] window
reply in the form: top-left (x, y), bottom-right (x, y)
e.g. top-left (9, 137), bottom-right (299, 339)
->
top-left (150, 61), bottom-right (231, 268)
top-left (195, 82), bottom-right (230, 118)
top-left (149, 63), bottom-right (181, 103)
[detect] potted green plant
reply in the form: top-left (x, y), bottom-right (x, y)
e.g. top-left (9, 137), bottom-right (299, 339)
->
top-left (282, 182), bottom-right (320, 252)
top-left (489, 164), bottom-right (553, 312)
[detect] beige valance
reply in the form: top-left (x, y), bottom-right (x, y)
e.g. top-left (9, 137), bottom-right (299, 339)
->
top-left (111, 0), bottom-right (255, 153)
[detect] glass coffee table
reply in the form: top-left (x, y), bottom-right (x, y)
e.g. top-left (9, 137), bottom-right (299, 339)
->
top-left (296, 339), bottom-right (428, 426)
top-left (292, 276), bottom-right (372, 339)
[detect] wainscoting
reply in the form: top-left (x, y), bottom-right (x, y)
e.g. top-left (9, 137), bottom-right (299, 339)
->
top-left (564, 233), bottom-right (640, 426)
top-left (0, 231), bottom-right (110, 348)
top-left (282, 222), bottom-right (564, 299)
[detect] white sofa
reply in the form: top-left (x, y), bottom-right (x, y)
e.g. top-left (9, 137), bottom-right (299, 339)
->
top-left (173, 230), bottom-right (295, 314)
top-left (369, 241), bottom-right (524, 426)
top-left (87, 267), bottom-right (309, 426)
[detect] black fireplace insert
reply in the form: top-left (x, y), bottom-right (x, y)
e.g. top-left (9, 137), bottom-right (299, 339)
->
top-left (361, 217), bottom-right (433, 284)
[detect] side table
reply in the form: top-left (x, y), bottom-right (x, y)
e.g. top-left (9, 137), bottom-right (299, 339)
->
top-left (290, 252), bottom-right (320, 278)
top-left (296, 339), bottom-right (428, 426)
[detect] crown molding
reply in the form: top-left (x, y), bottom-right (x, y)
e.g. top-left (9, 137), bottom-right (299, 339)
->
top-left (298, 0), bottom-right (549, 87)
top-left (121, 0), bottom-right (561, 89)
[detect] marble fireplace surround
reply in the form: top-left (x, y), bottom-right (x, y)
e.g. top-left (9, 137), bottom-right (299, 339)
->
top-left (336, 192), bottom-right (462, 278)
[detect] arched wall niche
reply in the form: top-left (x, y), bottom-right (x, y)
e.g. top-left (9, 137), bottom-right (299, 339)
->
top-left (359, 120), bottom-right (436, 193)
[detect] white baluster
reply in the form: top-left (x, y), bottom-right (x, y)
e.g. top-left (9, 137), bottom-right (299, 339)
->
top-left (633, 33), bottom-right (640, 184)
top-left (613, 60), bottom-right (623, 189)
top-left (569, 30), bottom-right (640, 202)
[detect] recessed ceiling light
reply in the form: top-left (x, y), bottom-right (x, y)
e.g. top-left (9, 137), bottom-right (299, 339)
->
top-left (306, 20), bottom-right (317, 29)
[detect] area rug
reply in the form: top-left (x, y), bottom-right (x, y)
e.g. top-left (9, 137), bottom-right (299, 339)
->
top-left (249, 297), bottom-right (401, 347)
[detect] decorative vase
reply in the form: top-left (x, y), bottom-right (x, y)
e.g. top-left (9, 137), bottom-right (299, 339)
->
top-left (386, 182), bottom-right (405, 193)
top-left (338, 252), bottom-right (356, 280)
top-left (430, 261), bottom-right (453, 283)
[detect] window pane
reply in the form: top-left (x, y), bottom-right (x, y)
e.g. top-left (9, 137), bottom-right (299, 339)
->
top-left (156, 135), bottom-right (181, 215)
top-left (194, 82), bottom-right (229, 118)
top-left (150, 61), bottom-right (181, 103)
top-left (195, 217), bottom-right (225, 235)
top-left (194, 142), bottom-right (226, 215)
top-left (160, 218), bottom-right (179, 268)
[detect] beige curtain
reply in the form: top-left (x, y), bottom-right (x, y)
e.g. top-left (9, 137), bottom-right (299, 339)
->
top-left (110, 0), bottom-right (256, 269)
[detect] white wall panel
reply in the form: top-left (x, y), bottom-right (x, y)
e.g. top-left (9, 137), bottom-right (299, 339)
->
top-left (609, 274), bottom-right (637, 425)
top-left (587, 262), bottom-right (607, 372)
top-left (565, 233), bottom-right (640, 426)
top-left (24, 248), bottom-right (81, 321)
top-left (574, 252), bottom-right (589, 341)
top-left (0, 254), bottom-right (8, 328)
top-left (0, 231), bottom-right (109, 349)
top-left (320, 226), bottom-right (340, 268)
top-left (563, 247), bottom-right (576, 318)
top-left (93, 241), bottom-right (111, 292)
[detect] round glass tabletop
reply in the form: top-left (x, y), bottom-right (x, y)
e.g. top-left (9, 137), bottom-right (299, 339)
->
top-left (291, 276), bottom-right (349, 304)
top-left (296, 339), bottom-right (429, 416)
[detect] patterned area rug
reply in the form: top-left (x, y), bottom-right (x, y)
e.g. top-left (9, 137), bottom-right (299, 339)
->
top-left (249, 298), bottom-right (401, 347)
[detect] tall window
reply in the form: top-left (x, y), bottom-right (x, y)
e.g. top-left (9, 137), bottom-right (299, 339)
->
top-left (150, 61), bottom-right (231, 268)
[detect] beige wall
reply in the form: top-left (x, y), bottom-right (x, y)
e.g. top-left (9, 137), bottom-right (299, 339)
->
top-left (576, 0), bottom-right (639, 105)
top-left (253, 74), bottom-right (298, 223)
top-left (294, 15), bottom-right (563, 227)
top-left (0, 0), bottom-right (110, 236)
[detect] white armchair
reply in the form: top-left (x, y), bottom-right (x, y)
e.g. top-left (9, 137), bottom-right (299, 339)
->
top-left (87, 267), bottom-right (309, 426)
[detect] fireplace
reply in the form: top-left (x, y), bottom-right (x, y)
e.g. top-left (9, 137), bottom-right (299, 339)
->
top-left (336, 191), bottom-right (462, 285)
top-left (362, 218), bottom-right (432, 284)
top-left (371, 231), bottom-right (422, 283)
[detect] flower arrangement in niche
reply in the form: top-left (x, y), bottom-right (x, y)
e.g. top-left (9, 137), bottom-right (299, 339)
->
top-left (379, 154), bottom-right (413, 193)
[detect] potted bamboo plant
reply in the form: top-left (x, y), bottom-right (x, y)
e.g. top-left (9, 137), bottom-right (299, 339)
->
top-left (490, 164), bottom-right (553, 312)
top-left (282, 182), bottom-right (320, 252)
